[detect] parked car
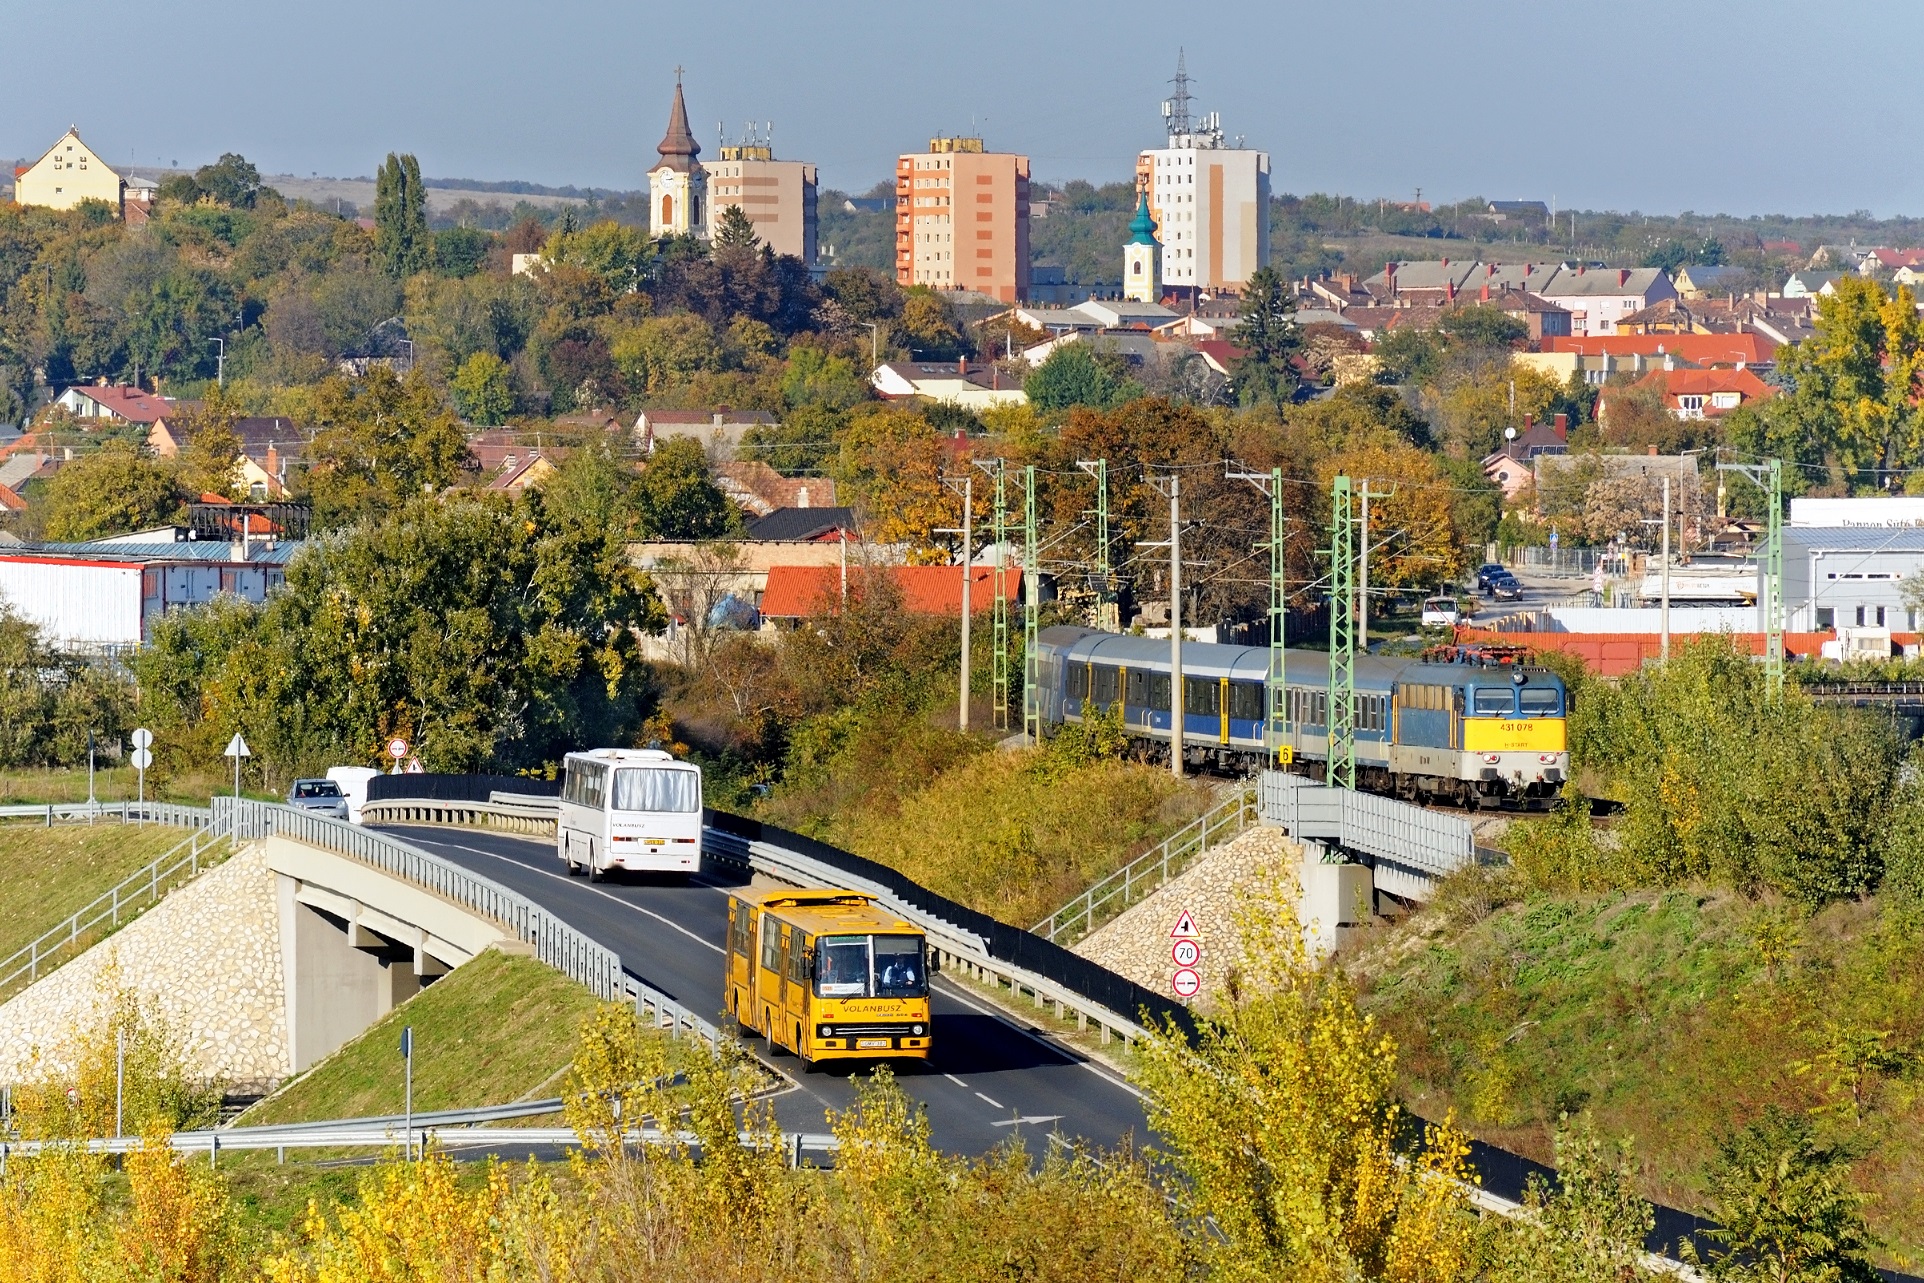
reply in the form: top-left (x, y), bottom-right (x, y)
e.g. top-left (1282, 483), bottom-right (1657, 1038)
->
top-left (1420, 596), bottom-right (1462, 626)
top-left (1474, 563), bottom-right (1508, 590)
top-left (287, 778), bottom-right (349, 820)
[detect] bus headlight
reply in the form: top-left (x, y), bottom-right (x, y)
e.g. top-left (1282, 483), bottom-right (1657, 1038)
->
top-left (912, 1024), bottom-right (925, 1036)
top-left (817, 1024), bottom-right (832, 1038)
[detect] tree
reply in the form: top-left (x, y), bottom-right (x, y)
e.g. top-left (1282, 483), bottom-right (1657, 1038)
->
top-left (1687, 1108), bottom-right (1880, 1283)
top-left (194, 153), bottom-right (272, 209)
top-left (712, 204), bottom-right (760, 251)
top-left (298, 367), bottom-right (472, 528)
top-left (1024, 342), bottom-right (1140, 414)
top-left (832, 405), bottom-right (950, 555)
top-left (1761, 276), bottom-right (1924, 485)
top-left (37, 441), bottom-right (181, 541)
top-left (432, 225), bottom-right (492, 278)
top-left (1485, 1116), bottom-right (1654, 1283)
top-left (781, 344), bottom-right (868, 410)
top-left (609, 313), bottom-right (723, 395)
top-left (1231, 265), bottom-right (1302, 406)
top-left (373, 152), bottom-right (431, 278)
top-left (1318, 438), bottom-right (1467, 590)
top-left (898, 289), bottom-right (968, 360)
top-left (544, 219), bottom-right (652, 294)
top-left (450, 350), bottom-right (515, 424)
top-left (637, 437), bottom-right (741, 540)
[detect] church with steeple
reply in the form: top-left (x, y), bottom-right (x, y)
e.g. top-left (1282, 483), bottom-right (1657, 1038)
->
top-left (649, 71), bottom-right (705, 239)
top-left (1123, 187), bottom-right (1161, 303)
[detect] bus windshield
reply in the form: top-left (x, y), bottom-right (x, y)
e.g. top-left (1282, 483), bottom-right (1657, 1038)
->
top-left (612, 767), bottom-right (700, 813)
top-left (814, 934), bottom-right (928, 999)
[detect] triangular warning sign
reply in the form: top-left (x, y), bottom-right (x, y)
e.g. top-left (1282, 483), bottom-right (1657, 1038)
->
top-left (1170, 910), bottom-right (1198, 938)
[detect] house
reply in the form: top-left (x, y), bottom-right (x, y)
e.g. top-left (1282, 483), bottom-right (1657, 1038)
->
top-left (488, 454), bottom-right (559, 493)
top-left (0, 483), bottom-right (24, 516)
top-left (0, 453), bottom-right (60, 494)
top-left (1008, 298), bottom-right (1179, 334)
top-left (1020, 330), bottom-right (1163, 368)
top-left (759, 564), bottom-right (1020, 622)
top-left (715, 461), bottom-right (836, 518)
top-left (636, 408), bottom-right (779, 456)
top-left (1484, 200), bottom-right (1548, 223)
top-left (745, 506), bottom-right (857, 542)
top-left (1598, 367), bottom-right (1777, 423)
top-left (1480, 414), bottom-right (1569, 499)
top-left (13, 128), bottom-right (152, 218)
top-left (1362, 261), bottom-right (1676, 336)
top-left (1612, 294), bottom-right (1813, 344)
top-left (1783, 271), bottom-right (1845, 299)
top-left (1517, 332), bottom-right (1779, 387)
top-left (0, 536), bottom-right (299, 650)
top-left (870, 361), bottom-right (1028, 410)
top-left (1672, 265), bottom-right (1750, 298)
top-left (51, 384), bottom-right (177, 428)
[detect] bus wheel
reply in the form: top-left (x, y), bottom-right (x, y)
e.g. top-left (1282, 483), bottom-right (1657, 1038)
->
top-left (587, 845), bottom-right (606, 882)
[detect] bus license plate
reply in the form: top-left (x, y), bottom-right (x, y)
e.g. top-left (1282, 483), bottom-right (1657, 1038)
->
top-left (857, 1038), bottom-right (890, 1049)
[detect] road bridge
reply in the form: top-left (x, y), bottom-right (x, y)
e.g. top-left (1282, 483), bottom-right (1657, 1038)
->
top-left (373, 822), bottom-right (1148, 1154)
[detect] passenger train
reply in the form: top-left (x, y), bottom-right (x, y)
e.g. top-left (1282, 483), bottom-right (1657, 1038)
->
top-left (1033, 627), bottom-right (1569, 807)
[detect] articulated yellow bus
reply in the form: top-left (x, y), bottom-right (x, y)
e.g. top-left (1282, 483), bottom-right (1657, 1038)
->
top-left (724, 888), bottom-right (932, 1068)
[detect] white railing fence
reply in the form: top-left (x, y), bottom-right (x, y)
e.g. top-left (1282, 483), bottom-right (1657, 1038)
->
top-left (1030, 787), bottom-right (1256, 944)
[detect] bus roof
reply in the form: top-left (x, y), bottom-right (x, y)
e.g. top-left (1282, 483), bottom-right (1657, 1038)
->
top-left (563, 748), bottom-right (692, 767)
top-left (735, 887), bottom-right (918, 935)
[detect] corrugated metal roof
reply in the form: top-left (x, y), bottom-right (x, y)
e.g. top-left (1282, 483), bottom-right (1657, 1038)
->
top-left (1784, 527), bottom-right (1924, 552)
top-left (8, 540), bottom-right (304, 565)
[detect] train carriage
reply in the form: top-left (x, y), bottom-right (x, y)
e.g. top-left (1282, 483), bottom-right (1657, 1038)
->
top-left (1034, 626), bottom-right (1567, 807)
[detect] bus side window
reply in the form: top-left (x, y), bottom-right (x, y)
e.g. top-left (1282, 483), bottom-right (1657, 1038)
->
top-left (789, 933), bottom-right (810, 986)
top-left (760, 917), bottom-right (782, 973)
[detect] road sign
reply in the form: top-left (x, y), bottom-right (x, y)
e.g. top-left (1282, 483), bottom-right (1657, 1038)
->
top-left (404, 757), bottom-right (424, 774)
top-left (387, 737), bottom-right (410, 761)
top-left (1170, 909), bottom-right (1198, 938)
top-left (223, 733), bottom-right (251, 759)
top-left (130, 728), bottom-right (153, 750)
top-left (1171, 968), bottom-right (1201, 998)
top-left (129, 747), bottom-right (153, 770)
top-left (1172, 938), bottom-right (1202, 968)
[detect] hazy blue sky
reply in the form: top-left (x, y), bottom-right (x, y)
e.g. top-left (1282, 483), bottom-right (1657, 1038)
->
top-left (9, 1), bottom-right (1922, 215)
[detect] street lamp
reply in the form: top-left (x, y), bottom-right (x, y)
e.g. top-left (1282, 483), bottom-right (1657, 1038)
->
top-left (208, 337), bottom-right (225, 388)
top-left (861, 322), bottom-right (881, 371)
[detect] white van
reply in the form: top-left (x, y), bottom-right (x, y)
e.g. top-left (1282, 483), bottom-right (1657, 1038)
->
top-left (1420, 596), bottom-right (1463, 627)
top-left (325, 766), bottom-right (382, 824)
top-left (558, 749), bottom-right (703, 880)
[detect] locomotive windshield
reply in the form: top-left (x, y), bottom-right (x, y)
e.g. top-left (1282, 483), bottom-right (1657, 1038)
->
top-left (1518, 686), bottom-right (1562, 716)
top-left (1471, 688), bottom-right (1515, 715)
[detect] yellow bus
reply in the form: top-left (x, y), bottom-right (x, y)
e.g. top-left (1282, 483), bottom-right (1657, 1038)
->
top-left (724, 888), bottom-right (932, 1068)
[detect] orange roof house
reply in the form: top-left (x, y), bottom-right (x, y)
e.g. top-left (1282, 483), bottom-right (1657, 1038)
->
top-left (1598, 367), bottom-right (1776, 423)
top-left (1539, 332), bottom-right (1777, 368)
top-left (759, 564), bottom-right (1021, 620)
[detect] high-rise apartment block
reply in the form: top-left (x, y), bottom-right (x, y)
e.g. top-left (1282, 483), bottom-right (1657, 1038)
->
top-left (895, 137), bottom-right (1030, 304)
top-left (707, 127), bottom-right (818, 263)
top-left (1134, 56), bottom-right (1269, 297)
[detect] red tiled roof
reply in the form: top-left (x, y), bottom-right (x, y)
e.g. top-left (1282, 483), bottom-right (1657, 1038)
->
top-left (760, 564), bottom-right (1021, 619)
top-left (65, 385), bottom-right (176, 423)
top-left (1541, 333), bottom-right (1776, 366)
top-left (0, 482), bottom-right (24, 513)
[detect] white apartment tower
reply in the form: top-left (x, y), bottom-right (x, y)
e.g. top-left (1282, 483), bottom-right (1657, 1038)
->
top-left (1134, 53), bottom-right (1270, 296)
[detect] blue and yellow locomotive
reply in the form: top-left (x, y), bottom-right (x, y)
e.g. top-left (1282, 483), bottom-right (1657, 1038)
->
top-left (1033, 627), bottom-right (1569, 807)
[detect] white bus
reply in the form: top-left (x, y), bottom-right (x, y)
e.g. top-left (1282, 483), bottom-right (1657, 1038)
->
top-left (557, 749), bottom-right (704, 880)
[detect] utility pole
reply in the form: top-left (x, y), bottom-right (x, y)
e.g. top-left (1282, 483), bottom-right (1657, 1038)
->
top-left (1717, 459), bottom-right (1784, 696)
top-left (1661, 475), bottom-right (1671, 663)
top-left (943, 475), bottom-right (974, 731)
top-left (1023, 464), bottom-right (1040, 745)
top-left (1357, 480), bottom-right (1392, 652)
top-left (1075, 458), bottom-right (1111, 629)
top-left (1229, 463), bottom-right (1287, 764)
top-left (974, 459), bottom-right (1010, 729)
top-left (1327, 476), bottom-right (1358, 789)
top-left (1148, 474), bottom-right (1184, 778)
top-left (208, 336), bottom-right (225, 388)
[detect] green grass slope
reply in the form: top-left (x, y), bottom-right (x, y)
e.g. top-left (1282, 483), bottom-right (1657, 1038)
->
top-left (242, 948), bottom-right (604, 1125)
top-left (0, 820), bottom-right (218, 981)
top-left (1350, 883), bottom-right (1924, 1262)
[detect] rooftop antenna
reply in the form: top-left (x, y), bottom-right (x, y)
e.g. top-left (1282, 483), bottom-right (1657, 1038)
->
top-left (1164, 49), bottom-right (1194, 139)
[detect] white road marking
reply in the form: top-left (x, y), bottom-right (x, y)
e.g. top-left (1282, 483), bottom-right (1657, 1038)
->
top-left (932, 978), bottom-right (1146, 1101)
top-left (974, 1092), bottom-right (1003, 1109)
top-left (395, 832), bottom-right (723, 955)
top-left (943, 1074), bottom-right (969, 1089)
top-left (992, 1115), bottom-right (1063, 1127)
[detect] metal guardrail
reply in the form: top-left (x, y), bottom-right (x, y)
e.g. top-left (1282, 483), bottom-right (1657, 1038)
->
top-left (1030, 788), bottom-right (1256, 944)
top-left (358, 795), bottom-right (558, 836)
top-left (0, 800), bottom-right (216, 827)
top-left (213, 799), bottom-right (716, 1044)
top-left (0, 807), bottom-right (231, 996)
top-left (0, 1126), bottom-right (840, 1164)
top-left (1259, 771), bottom-right (1476, 887)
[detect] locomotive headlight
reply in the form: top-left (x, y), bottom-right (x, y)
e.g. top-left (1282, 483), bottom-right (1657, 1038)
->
top-left (1484, 753), bottom-right (1501, 764)
top-left (1539, 754), bottom-right (1556, 763)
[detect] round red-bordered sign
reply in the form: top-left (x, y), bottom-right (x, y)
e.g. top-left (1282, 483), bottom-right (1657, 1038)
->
top-left (1171, 967), bottom-right (1201, 998)
top-left (1172, 939), bottom-right (1202, 967)
top-left (387, 737), bottom-right (409, 760)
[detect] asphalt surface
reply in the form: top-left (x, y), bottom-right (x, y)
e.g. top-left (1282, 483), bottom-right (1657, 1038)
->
top-left (375, 824), bottom-right (1152, 1156)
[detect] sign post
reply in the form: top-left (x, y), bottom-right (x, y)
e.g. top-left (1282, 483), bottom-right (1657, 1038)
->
top-left (130, 729), bottom-right (154, 824)
top-left (223, 732), bottom-right (251, 801)
top-left (400, 1026), bottom-right (414, 1160)
top-left (1170, 910), bottom-right (1202, 1000)
top-left (387, 738), bottom-right (410, 776)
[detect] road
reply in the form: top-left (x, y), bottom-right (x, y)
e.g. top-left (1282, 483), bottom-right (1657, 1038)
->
top-left (376, 824), bottom-right (1152, 1156)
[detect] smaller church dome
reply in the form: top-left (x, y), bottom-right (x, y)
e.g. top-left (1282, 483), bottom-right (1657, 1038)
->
top-left (1128, 189), bottom-right (1160, 246)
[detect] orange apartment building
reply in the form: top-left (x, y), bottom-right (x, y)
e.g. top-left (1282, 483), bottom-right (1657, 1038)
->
top-left (895, 137), bottom-right (1029, 304)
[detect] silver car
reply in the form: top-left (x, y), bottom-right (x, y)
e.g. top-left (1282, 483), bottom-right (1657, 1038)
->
top-left (287, 778), bottom-right (349, 819)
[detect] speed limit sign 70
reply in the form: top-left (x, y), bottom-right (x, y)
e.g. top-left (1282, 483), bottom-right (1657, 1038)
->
top-left (1172, 939), bottom-right (1202, 968)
